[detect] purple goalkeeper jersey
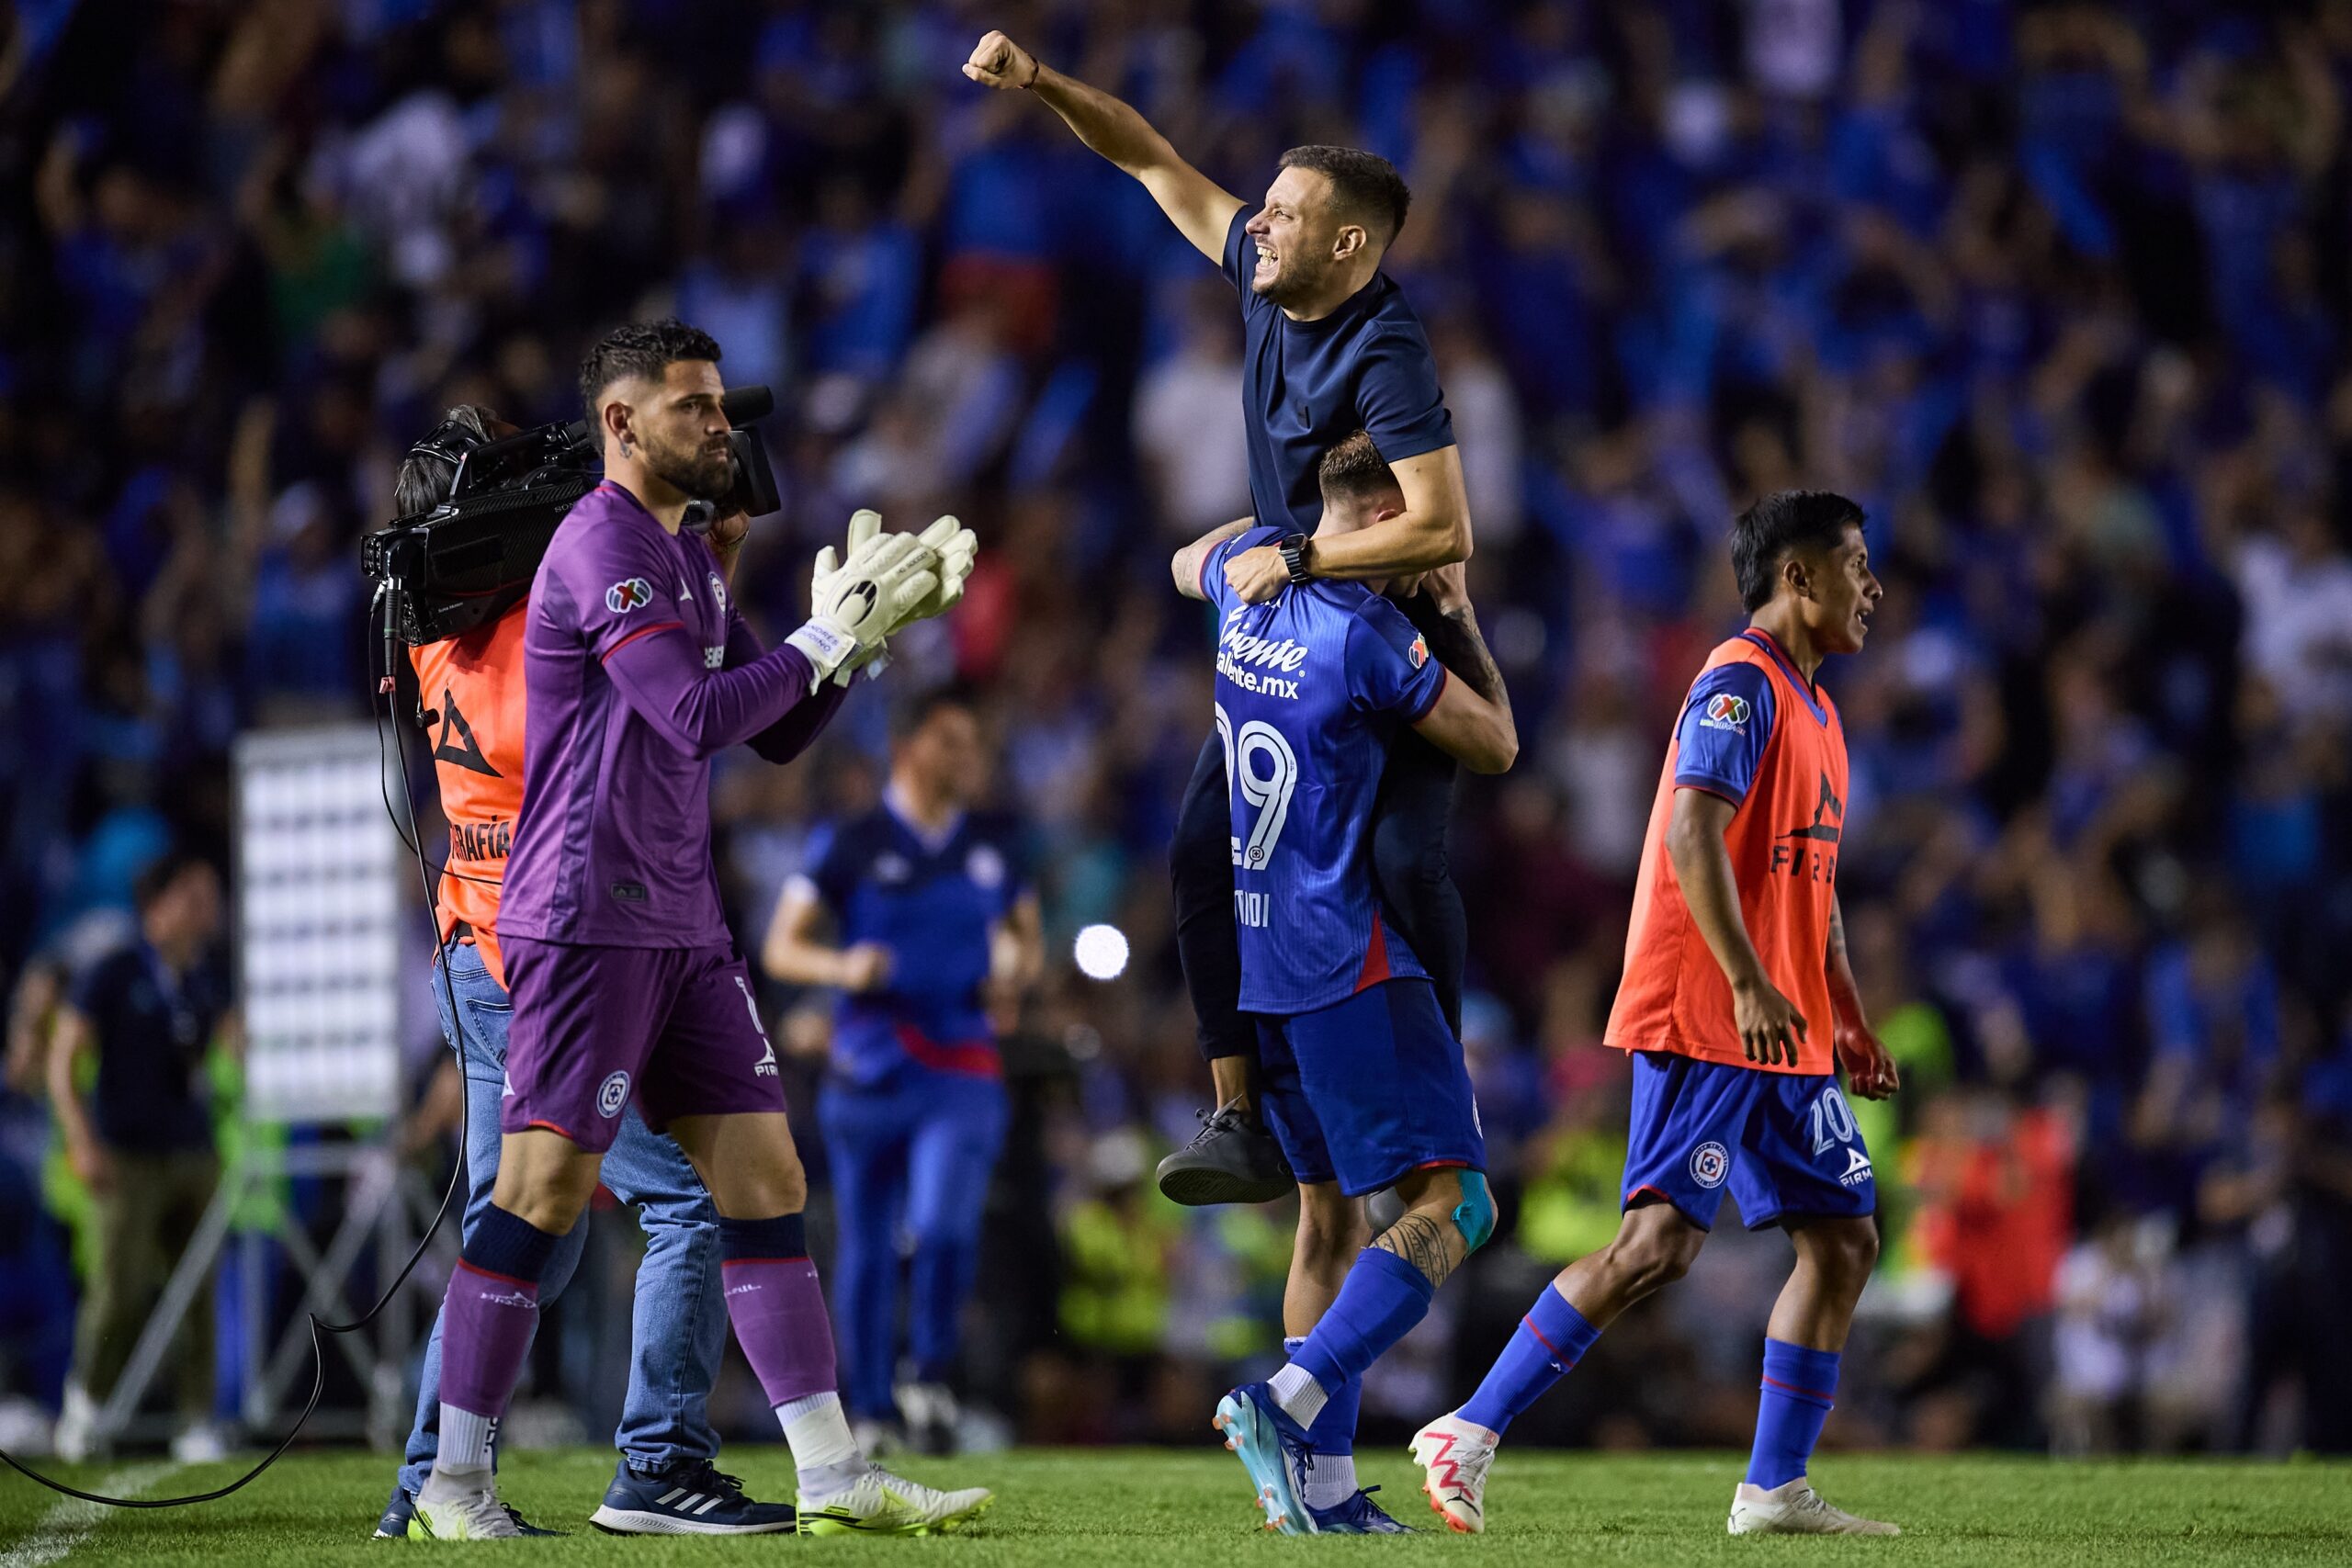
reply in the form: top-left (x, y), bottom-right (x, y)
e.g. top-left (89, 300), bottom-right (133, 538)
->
top-left (503, 479), bottom-right (844, 947)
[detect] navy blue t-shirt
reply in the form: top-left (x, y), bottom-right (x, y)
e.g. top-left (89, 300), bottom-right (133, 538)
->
top-left (70, 942), bottom-right (226, 1153)
top-left (1220, 209), bottom-right (1455, 534)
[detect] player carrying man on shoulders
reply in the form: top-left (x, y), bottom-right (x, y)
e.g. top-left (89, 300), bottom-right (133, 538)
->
top-left (1173, 434), bottom-right (1516, 1535)
top-left (1411, 491), bottom-right (1901, 1539)
top-left (967, 28), bottom-right (1482, 1210)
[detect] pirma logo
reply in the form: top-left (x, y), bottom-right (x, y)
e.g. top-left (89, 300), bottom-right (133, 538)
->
top-left (1690, 1140), bottom-right (1730, 1189)
top-left (606, 577), bottom-right (654, 615)
top-left (597, 1070), bottom-right (630, 1119)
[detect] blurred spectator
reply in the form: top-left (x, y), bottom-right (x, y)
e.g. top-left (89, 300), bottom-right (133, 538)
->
top-left (47, 852), bottom-right (232, 1465)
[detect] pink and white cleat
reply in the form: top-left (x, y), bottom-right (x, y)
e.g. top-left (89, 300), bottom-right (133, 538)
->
top-left (1408, 1412), bottom-right (1498, 1534)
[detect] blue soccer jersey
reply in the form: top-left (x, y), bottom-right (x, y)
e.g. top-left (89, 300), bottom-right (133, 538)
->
top-left (796, 798), bottom-right (1030, 1085)
top-left (1198, 526), bottom-right (1447, 1014)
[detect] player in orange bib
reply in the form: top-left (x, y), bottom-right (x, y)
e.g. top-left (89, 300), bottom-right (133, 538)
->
top-left (1411, 491), bottom-right (1903, 1538)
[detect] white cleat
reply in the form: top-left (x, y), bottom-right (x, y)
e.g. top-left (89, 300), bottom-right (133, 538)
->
top-left (408, 1472), bottom-right (525, 1540)
top-left (1727, 1477), bottom-right (1899, 1536)
top-left (1408, 1412), bottom-right (1498, 1534)
top-left (797, 1466), bottom-right (993, 1536)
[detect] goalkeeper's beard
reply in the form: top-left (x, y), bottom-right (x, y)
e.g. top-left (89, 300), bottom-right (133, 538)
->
top-left (641, 435), bottom-right (736, 502)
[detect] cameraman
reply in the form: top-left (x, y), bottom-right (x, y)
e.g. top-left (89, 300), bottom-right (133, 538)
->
top-left (47, 852), bottom-right (232, 1466)
top-left (375, 403), bottom-right (798, 1537)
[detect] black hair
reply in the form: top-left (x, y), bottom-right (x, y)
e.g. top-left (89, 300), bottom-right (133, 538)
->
top-left (1278, 145), bottom-right (1411, 247)
top-left (1731, 490), bottom-right (1866, 611)
top-left (577, 318), bottom-right (722, 426)
top-left (1317, 430), bottom-right (1400, 502)
top-left (394, 404), bottom-right (497, 515)
top-left (134, 849), bottom-right (211, 912)
top-left (892, 682), bottom-right (978, 743)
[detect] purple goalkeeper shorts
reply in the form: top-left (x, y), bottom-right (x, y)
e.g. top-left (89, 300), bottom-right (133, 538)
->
top-left (501, 937), bottom-right (784, 1152)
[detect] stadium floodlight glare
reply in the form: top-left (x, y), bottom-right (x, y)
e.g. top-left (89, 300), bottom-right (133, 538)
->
top-left (234, 725), bottom-right (408, 1124)
top-left (1073, 923), bottom-right (1130, 981)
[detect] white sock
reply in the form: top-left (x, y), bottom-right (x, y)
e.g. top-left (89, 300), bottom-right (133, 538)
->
top-left (1299, 1451), bottom-right (1359, 1509)
top-left (435, 1404), bottom-right (497, 1479)
top-left (776, 1393), bottom-right (865, 1495)
top-left (1267, 1361), bottom-right (1329, 1428)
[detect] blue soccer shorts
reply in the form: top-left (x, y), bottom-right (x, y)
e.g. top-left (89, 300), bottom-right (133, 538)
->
top-left (1255, 978), bottom-right (1486, 1197)
top-left (1621, 1051), bottom-right (1877, 1231)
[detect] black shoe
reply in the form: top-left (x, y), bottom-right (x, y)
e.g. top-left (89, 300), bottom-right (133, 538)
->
top-left (1156, 1101), bottom-right (1293, 1205)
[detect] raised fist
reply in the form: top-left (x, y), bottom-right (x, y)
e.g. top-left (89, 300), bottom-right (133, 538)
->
top-left (962, 30), bottom-right (1038, 91)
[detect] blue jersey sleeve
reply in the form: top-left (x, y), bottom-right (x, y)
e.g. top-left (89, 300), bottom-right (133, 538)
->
top-left (1355, 325), bottom-right (1455, 464)
top-left (1200, 525), bottom-right (1287, 614)
top-left (1673, 662), bottom-right (1777, 805)
top-left (804, 822), bottom-right (856, 918)
top-left (1344, 597), bottom-right (1446, 720)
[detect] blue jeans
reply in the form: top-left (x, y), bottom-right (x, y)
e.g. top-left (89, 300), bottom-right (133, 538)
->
top-left (819, 1065), bottom-right (1008, 1419)
top-left (398, 942), bottom-right (725, 1494)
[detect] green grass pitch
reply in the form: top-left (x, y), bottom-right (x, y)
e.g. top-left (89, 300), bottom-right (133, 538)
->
top-left (4, 1448), bottom-right (2348, 1566)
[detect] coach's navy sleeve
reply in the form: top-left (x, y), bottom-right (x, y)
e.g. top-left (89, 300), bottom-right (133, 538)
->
top-left (1355, 325), bottom-right (1455, 464)
top-left (1672, 663), bottom-right (1776, 805)
top-left (1344, 597), bottom-right (1446, 720)
top-left (1218, 207), bottom-right (1264, 310)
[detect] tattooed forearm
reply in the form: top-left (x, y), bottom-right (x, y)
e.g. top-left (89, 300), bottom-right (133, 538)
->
top-left (1420, 605), bottom-right (1510, 711)
top-left (1373, 1212), bottom-right (1464, 1289)
top-left (1827, 899), bottom-right (1849, 966)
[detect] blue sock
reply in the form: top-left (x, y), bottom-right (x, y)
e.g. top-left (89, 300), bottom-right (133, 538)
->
top-left (1746, 1339), bottom-right (1840, 1489)
top-left (460, 1202), bottom-right (562, 1284)
top-left (1456, 1282), bottom-right (1601, 1436)
top-left (1283, 1337), bottom-right (1359, 1456)
top-left (1283, 1249), bottom-right (1435, 1423)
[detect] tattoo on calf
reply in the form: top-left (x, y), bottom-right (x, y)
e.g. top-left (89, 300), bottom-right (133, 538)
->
top-left (1374, 1212), bottom-right (1460, 1288)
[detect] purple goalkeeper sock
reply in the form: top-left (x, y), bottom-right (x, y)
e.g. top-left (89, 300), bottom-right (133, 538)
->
top-left (1746, 1338), bottom-right (1840, 1489)
top-left (718, 1213), bottom-right (839, 1405)
top-left (1286, 1248), bottom-right (1435, 1417)
top-left (1457, 1282), bottom-right (1601, 1436)
top-left (436, 1205), bottom-right (562, 1432)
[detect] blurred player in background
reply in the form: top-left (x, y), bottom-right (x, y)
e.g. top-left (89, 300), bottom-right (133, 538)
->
top-left (966, 29), bottom-right (1483, 1208)
top-left (375, 403), bottom-right (797, 1537)
top-left (1412, 491), bottom-right (1900, 1538)
top-left (407, 320), bottom-right (988, 1540)
top-left (763, 685), bottom-right (1043, 1456)
top-left (1172, 434), bottom-right (1516, 1534)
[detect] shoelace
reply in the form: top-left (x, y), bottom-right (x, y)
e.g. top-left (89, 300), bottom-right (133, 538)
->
top-left (1185, 1106), bottom-right (1243, 1145)
top-left (664, 1461), bottom-right (749, 1503)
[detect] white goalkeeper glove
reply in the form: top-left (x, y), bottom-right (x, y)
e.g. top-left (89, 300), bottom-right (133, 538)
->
top-left (810, 509), bottom-right (888, 686)
top-left (785, 526), bottom-right (939, 692)
top-left (904, 513), bottom-right (978, 624)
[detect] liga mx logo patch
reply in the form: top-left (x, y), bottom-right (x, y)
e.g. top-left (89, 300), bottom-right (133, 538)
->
top-left (1408, 634), bottom-right (1430, 670)
top-left (1690, 1140), bottom-right (1729, 1189)
top-left (1701, 693), bottom-right (1750, 733)
top-left (596, 1070), bottom-right (630, 1119)
top-left (605, 577), bottom-right (654, 614)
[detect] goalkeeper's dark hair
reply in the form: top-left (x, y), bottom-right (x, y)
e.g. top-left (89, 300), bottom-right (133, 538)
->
top-left (394, 404), bottom-right (497, 515)
top-left (892, 682), bottom-right (979, 743)
top-left (1279, 145), bottom-right (1411, 247)
top-left (1731, 490), bottom-right (1867, 611)
top-left (1317, 431), bottom-right (1400, 505)
top-left (578, 318), bottom-right (722, 424)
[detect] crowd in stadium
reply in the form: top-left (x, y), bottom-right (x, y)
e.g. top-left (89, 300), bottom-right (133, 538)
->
top-left (3, 0), bottom-right (2351, 1460)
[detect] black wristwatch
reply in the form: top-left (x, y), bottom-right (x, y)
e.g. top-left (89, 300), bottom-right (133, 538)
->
top-left (1277, 532), bottom-right (1315, 585)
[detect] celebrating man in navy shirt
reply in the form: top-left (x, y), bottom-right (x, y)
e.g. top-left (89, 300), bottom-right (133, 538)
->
top-left (966, 28), bottom-right (1490, 1205)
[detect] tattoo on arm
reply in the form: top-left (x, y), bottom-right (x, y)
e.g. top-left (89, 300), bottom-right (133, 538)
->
top-left (1421, 605), bottom-right (1510, 710)
top-left (1172, 519), bottom-right (1251, 600)
top-left (1373, 1211), bottom-right (1463, 1289)
top-left (1827, 900), bottom-right (1849, 967)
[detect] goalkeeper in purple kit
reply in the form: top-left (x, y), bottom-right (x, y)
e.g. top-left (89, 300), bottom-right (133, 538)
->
top-left (407, 319), bottom-right (990, 1540)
